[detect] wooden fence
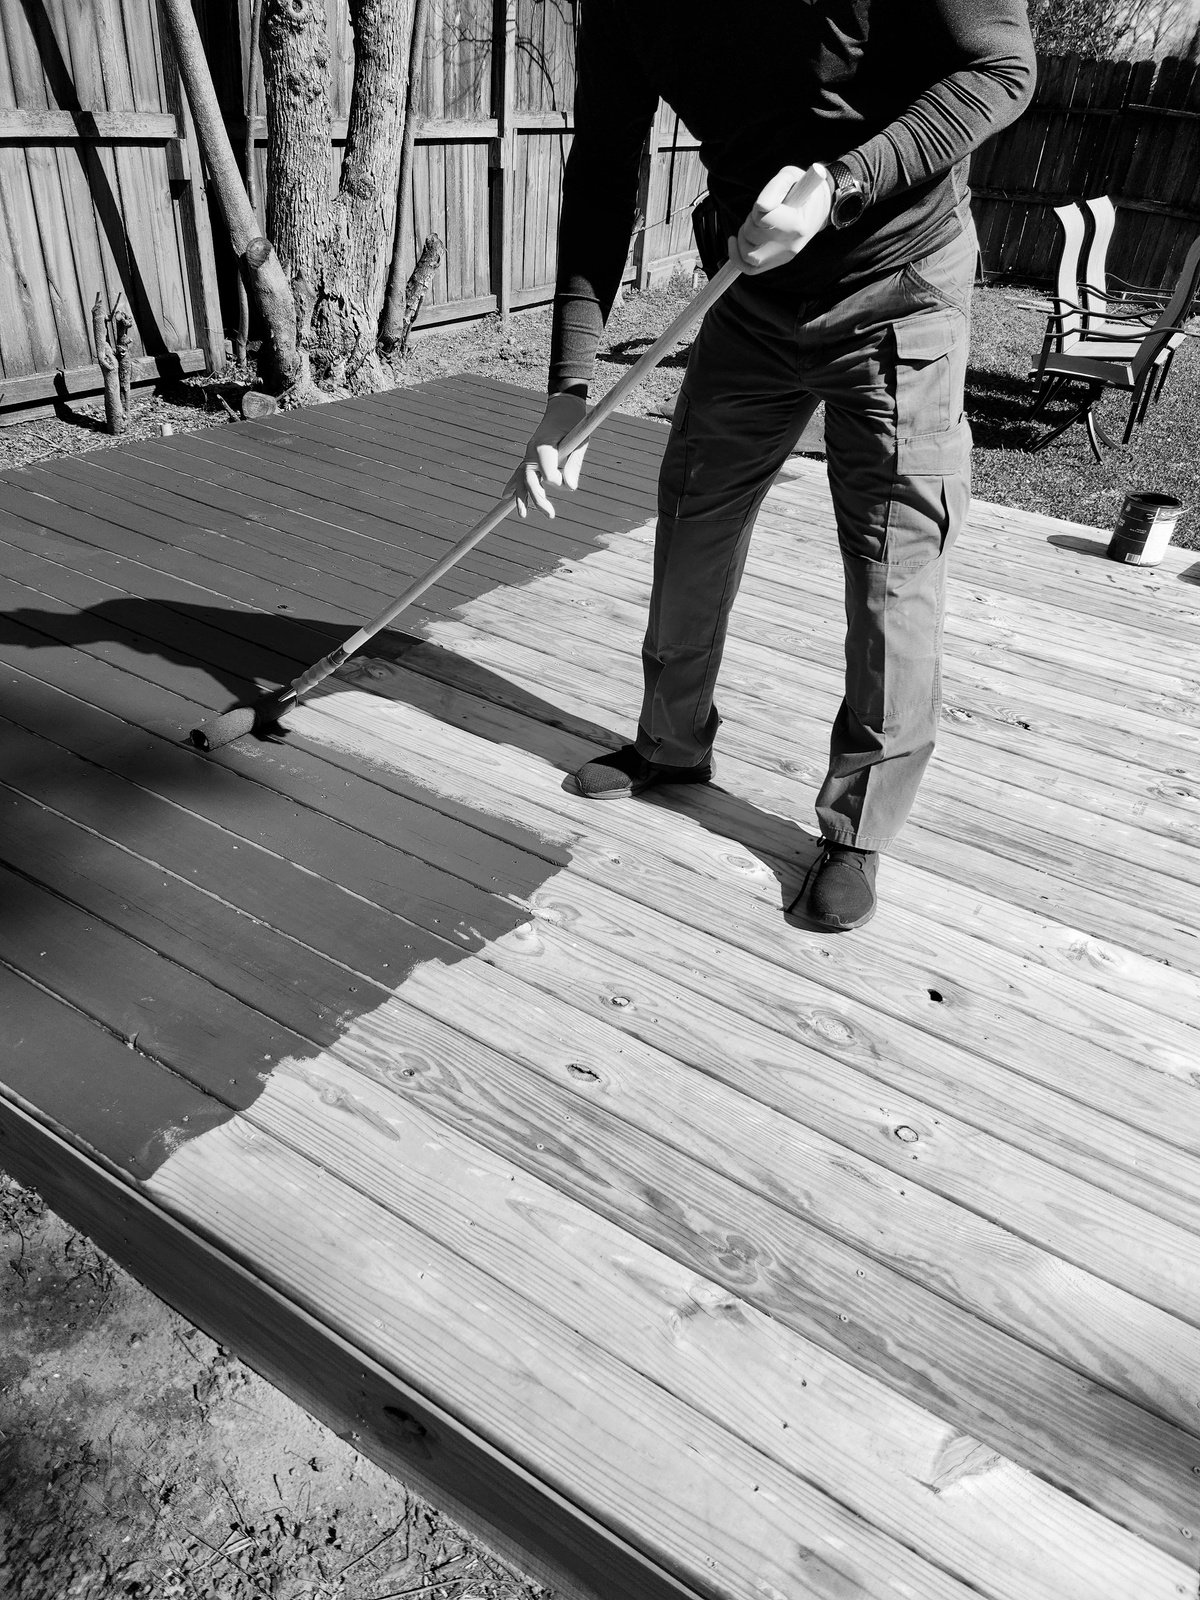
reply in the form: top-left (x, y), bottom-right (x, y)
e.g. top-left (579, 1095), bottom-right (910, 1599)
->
top-left (971, 52), bottom-right (1200, 293)
top-left (0, 0), bottom-right (223, 416)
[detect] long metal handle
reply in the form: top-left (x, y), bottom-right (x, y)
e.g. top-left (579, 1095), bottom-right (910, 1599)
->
top-left (318, 259), bottom-right (743, 672)
top-left (554, 258), bottom-right (740, 462)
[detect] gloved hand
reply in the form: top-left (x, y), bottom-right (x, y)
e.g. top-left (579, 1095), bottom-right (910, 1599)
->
top-left (729, 164), bottom-right (832, 275)
top-left (505, 391), bottom-right (589, 519)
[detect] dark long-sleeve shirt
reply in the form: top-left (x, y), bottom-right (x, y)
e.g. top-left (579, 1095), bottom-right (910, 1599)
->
top-left (549, 0), bottom-right (1036, 391)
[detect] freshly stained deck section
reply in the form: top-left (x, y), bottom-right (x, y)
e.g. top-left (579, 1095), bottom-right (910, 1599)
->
top-left (1, 375), bottom-right (1199, 1600)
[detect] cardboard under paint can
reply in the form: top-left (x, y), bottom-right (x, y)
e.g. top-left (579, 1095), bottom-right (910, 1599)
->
top-left (1106, 492), bottom-right (1185, 566)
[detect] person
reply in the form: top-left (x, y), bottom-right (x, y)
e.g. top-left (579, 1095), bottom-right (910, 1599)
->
top-left (507, 2), bottom-right (1036, 931)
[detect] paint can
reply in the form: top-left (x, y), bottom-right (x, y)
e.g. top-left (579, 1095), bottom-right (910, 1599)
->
top-left (1106, 492), bottom-right (1185, 566)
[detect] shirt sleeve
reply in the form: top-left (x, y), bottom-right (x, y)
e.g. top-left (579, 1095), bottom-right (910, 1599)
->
top-left (841, 0), bottom-right (1037, 201)
top-left (548, 0), bottom-right (659, 394)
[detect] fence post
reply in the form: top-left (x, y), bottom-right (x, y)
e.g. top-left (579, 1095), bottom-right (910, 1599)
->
top-left (491, 0), bottom-right (517, 319)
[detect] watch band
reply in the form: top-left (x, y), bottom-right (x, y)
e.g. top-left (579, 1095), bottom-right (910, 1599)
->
top-left (825, 160), bottom-right (868, 230)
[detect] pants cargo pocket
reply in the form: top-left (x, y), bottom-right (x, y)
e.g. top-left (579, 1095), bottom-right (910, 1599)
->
top-left (889, 305), bottom-right (971, 570)
top-left (888, 415), bottom-right (972, 565)
top-left (843, 410), bottom-right (971, 737)
top-left (893, 307), bottom-right (970, 459)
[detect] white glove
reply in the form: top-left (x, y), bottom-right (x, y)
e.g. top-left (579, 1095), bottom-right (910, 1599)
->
top-left (729, 164), bottom-right (833, 276)
top-left (505, 391), bottom-right (589, 519)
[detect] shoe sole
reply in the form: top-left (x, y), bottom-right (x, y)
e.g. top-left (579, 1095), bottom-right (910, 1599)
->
top-left (812, 902), bottom-right (877, 931)
top-left (569, 772), bottom-right (713, 802)
top-left (568, 778), bottom-right (636, 801)
top-left (787, 892), bottom-right (877, 931)
top-left (787, 875), bottom-right (878, 931)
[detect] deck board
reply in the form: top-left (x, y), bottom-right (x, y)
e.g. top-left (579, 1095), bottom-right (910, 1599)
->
top-left (2, 375), bottom-right (1198, 1600)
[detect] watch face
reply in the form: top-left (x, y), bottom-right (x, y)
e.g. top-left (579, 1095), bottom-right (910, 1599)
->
top-left (833, 177), bottom-right (866, 228)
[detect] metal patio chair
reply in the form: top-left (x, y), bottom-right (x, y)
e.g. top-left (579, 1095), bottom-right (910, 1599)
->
top-left (1028, 231), bottom-right (1200, 461)
top-left (1026, 199), bottom-right (1160, 393)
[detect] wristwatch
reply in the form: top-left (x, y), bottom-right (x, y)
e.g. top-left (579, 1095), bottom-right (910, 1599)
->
top-left (824, 160), bottom-right (869, 230)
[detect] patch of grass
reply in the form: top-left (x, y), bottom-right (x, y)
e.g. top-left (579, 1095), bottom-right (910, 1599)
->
top-left (967, 283), bottom-right (1200, 551)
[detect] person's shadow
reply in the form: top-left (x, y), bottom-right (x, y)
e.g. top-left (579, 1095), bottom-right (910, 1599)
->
top-left (3, 589), bottom-right (832, 1188)
top-left (2, 593), bottom-right (825, 932)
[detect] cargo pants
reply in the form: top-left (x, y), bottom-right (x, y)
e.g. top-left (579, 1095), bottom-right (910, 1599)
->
top-left (635, 220), bottom-right (976, 851)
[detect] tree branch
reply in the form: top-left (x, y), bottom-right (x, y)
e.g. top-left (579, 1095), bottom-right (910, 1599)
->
top-left (92, 294), bottom-right (125, 435)
top-left (114, 298), bottom-right (134, 416)
top-left (378, 0), bottom-right (431, 349)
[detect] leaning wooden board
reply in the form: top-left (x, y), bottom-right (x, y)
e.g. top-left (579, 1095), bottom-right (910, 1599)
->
top-left (2, 376), bottom-right (1199, 1600)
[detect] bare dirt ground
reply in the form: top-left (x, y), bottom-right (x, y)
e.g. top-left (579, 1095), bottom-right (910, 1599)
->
top-left (0, 277), bottom-right (696, 476)
top-left (0, 1176), bottom-right (550, 1600)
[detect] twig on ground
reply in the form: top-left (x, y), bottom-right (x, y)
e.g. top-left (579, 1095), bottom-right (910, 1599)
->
top-left (180, 1523), bottom-right (275, 1600)
top-left (335, 1518), bottom-right (406, 1577)
top-left (371, 1579), bottom-right (471, 1600)
top-left (220, 1475), bottom-right (249, 1529)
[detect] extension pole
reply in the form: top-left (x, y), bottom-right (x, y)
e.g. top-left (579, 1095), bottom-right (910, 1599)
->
top-left (190, 258), bottom-right (741, 750)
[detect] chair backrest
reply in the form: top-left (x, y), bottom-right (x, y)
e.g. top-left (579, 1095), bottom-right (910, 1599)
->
top-left (1132, 232), bottom-right (1200, 380)
top-left (1082, 196), bottom-right (1117, 321)
top-left (1051, 202), bottom-right (1087, 351)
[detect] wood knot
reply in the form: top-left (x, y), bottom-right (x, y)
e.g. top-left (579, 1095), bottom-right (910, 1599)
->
top-left (382, 1406), bottom-right (434, 1459)
top-left (344, 168), bottom-right (376, 202)
top-left (805, 1010), bottom-right (855, 1045)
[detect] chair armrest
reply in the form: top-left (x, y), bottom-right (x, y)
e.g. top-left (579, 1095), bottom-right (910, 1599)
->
top-left (1075, 285), bottom-right (1159, 324)
top-left (1026, 297), bottom-right (1086, 330)
top-left (1102, 271), bottom-right (1167, 301)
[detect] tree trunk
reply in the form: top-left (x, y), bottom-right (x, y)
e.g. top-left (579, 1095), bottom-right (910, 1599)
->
top-left (262, 0), bottom-right (411, 388)
top-left (158, 0), bottom-right (299, 388)
top-left (261, 0), bottom-right (331, 354)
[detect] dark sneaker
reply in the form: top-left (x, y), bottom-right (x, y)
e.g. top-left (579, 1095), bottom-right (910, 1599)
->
top-left (789, 840), bottom-right (879, 931)
top-left (571, 743), bottom-right (715, 800)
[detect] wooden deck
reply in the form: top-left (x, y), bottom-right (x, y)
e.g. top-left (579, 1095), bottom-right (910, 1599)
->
top-left (2, 375), bottom-right (1199, 1600)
